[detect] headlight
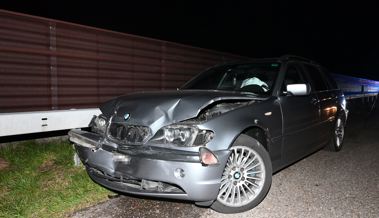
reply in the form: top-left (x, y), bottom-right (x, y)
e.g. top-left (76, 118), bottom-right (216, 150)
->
top-left (97, 117), bottom-right (106, 127)
top-left (150, 124), bottom-right (214, 147)
top-left (90, 114), bottom-right (108, 134)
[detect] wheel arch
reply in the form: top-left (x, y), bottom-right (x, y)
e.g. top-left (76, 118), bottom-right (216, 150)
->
top-left (241, 126), bottom-right (270, 152)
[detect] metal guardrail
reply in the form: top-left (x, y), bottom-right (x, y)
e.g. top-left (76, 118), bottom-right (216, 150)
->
top-left (332, 74), bottom-right (379, 99)
top-left (0, 108), bottom-right (100, 137)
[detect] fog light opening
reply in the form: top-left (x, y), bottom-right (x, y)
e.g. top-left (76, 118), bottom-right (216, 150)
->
top-left (199, 147), bottom-right (219, 166)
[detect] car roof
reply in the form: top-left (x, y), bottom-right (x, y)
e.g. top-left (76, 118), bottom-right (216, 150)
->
top-left (214, 55), bottom-right (320, 68)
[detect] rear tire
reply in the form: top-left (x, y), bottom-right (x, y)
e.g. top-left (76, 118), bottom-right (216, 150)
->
top-left (211, 134), bottom-right (272, 213)
top-left (326, 116), bottom-right (345, 152)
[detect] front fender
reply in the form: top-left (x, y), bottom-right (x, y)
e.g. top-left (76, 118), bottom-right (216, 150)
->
top-left (198, 98), bottom-right (282, 154)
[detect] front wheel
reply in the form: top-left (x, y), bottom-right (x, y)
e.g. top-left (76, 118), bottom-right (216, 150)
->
top-left (211, 134), bottom-right (272, 213)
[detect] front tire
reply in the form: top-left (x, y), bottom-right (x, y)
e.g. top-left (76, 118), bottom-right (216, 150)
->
top-left (211, 134), bottom-right (272, 213)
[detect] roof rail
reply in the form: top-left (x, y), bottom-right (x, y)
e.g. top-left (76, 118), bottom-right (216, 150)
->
top-left (280, 55), bottom-right (315, 63)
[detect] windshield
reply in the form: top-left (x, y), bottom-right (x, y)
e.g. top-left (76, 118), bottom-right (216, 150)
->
top-left (182, 62), bottom-right (280, 95)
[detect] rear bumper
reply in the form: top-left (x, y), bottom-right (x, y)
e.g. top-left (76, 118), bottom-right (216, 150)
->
top-left (69, 129), bottom-right (229, 202)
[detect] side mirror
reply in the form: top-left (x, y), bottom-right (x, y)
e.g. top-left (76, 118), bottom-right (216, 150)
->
top-left (286, 83), bottom-right (311, 96)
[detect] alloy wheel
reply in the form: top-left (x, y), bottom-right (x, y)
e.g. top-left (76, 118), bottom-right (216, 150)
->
top-left (217, 145), bottom-right (266, 207)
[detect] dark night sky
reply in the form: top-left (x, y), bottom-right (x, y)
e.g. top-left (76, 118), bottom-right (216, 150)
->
top-left (1, 1), bottom-right (379, 80)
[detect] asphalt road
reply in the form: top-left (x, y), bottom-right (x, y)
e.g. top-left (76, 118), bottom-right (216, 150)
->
top-left (71, 102), bottom-right (379, 218)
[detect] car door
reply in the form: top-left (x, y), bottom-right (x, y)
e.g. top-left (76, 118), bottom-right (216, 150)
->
top-left (279, 62), bottom-right (321, 164)
top-left (302, 64), bottom-right (338, 146)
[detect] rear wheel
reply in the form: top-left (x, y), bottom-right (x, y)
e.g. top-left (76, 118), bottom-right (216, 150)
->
top-left (211, 134), bottom-right (272, 213)
top-left (327, 116), bottom-right (345, 152)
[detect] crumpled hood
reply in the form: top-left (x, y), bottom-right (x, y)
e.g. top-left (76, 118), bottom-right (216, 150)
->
top-left (100, 90), bottom-right (257, 132)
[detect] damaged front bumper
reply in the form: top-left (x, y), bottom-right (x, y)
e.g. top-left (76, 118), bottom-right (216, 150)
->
top-left (69, 129), bottom-right (229, 203)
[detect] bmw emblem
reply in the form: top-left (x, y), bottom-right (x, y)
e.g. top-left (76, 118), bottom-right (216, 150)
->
top-left (124, 113), bottom-right (130, 121)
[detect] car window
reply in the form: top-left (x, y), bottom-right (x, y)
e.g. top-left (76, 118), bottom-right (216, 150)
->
top-left (321, 68), bottom-right (338, 89)
top-left (303, 64), bottom-right (328, 91)
top-left (182, 63), bottom-right (280, 95)
top-left (282, 65), bottom-right (306, 92)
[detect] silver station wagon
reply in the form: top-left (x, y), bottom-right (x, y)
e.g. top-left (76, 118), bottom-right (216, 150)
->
top-left (69, 55), bottom-right (348, 213)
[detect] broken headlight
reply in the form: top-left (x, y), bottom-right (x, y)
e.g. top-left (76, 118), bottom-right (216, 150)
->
top-left (149, 125), bottom-right (214, 147)
top-left (89, 114), bottom-right (108, 134)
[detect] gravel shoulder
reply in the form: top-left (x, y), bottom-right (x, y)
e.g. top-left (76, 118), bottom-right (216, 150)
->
top-left (71, 106), bottom-right (379, 218)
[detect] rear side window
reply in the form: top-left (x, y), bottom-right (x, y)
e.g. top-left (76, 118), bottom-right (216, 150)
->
top-left (321, 68), bottom-right (338, 89)
top-left (303, 64), bottom-right (328, 91)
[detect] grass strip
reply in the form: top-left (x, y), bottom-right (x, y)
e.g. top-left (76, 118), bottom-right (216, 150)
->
top-left (0, 140), bottom-right (111, 218)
